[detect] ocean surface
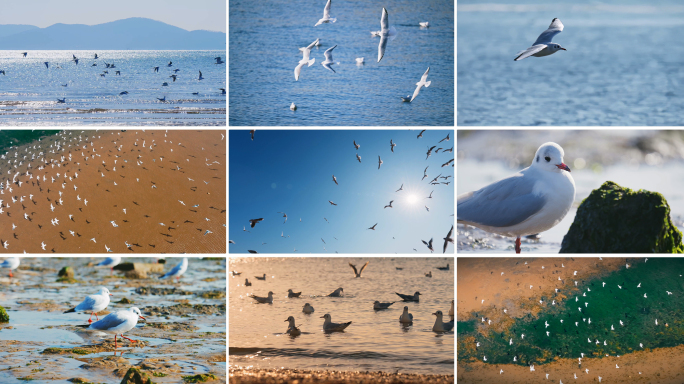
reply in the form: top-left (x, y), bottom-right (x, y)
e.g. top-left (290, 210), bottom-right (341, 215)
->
top-left (0, 50), bottom-right (226, 126)
top-left (228, 257), bottom-right (454, 374)
top-left (229, 0), bottom-right (454, 126)
top-left (458, 1), bottom-right (684, 125)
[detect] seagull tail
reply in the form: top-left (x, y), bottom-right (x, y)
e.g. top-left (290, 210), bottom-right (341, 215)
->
top-left (307, 58), bottom-right (316, 67)
top-left (331, 18), bottom-right (337, 23)
top-left (424, 81), bottom-right (431, 88)
top-left (63, 307), bottom-right (76, 313)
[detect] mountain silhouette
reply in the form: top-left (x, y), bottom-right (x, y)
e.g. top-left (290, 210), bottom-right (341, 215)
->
top-left (0, 18), bottom-right (225, 50)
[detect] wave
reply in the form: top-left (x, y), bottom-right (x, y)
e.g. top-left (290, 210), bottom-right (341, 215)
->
top-left (229, 347), bottom-right (450, 364)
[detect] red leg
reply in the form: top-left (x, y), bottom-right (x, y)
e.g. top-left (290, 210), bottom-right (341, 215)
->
top-left (110, 267), bottom-right (113, 276)
top-left (9, 271), bottom-right (13, 278)
top-left (88, 312), bottom-right (94, 323)
top-left (114, 334), bottom-right (118, 349)
top-left (121, 334), bottom-right (138, 343)
top-left (515, 237), bottom-right (521, 254)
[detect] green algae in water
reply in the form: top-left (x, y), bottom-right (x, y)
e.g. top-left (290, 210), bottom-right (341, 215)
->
top-left (0, 130), bottom-right (61, 153)
top-left (457, 320), bottom-right (476, 335)
top-left (0, 305), bottom-right (9, 322)
top-left (458, 258), bottom-right (684, 366)
top-left (182, 374), bottom-right (217, 383)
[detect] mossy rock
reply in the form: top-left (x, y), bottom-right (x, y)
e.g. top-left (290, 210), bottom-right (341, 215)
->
top-left (560, 181), bottom-right (684, 253)
top-left (0, 305), bottom-right (9, 322)
top-left (58, 266), bottom-right (74, 278)
top-left (120, 368), bottom-right (155, 384)
top-left (114, 262), bottom-right (135, 272)
top-left (182, 374), bottom-right (217, 383)
top-left (118, 297), bottom-right (134, 304)
top-left (56, 277), bottom-right (81, 284)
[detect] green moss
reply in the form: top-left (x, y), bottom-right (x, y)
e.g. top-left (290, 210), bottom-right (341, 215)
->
top-left (118, 297), bottom-right (134, 304)
top-left (114, 262), bottom-right (135, 272)
top-left (199, 291), bottom-right (225, 299)
top-left (120, 368), bottom-right (155, 384)
top-left (560, 181), bottom-right (684, 253)
top-left (182, 374), bottom-right (217, 383)
top-left (458, 258), bottom-right (684, 366)
top-left (457, 320), bottom-right (476, 335)
top-left (0, 305), bottom-right (9, 322)
top-left (58, 266), bottom-right (74, 278)
top-left (56, 277), bottom-right (81, 284)
top-left (71, 349), bottom-right (89, 355)
top-left (41, 347), bottom-right (88, 355)
top-left (151, 372), bottom-right (167, 377)
top-left (17, 378), bottom-right (35, 381)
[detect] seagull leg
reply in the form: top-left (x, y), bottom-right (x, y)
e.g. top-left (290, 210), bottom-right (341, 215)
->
top-left (515, 237), bottom-right (521, 254)
top-left (88, 312), bottom-right (94, 323)
top-left (95, 312), bottom-right (100, 321)
top-left (114, 334), bottom-right (118, 349)
top-left (110, 267), bottom-right (114, 276)
top-left (9, 271), bottom-right (13, 278)
top-left (121, 335), bottom-right (138, 343)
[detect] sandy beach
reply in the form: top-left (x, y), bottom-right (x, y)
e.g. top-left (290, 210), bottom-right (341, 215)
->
top-left (457, 257), bottom-right (684, 383)
top-left (229, 368), bottom-right (454, 384)
top-left (0, 129), bottom-right (225, 253)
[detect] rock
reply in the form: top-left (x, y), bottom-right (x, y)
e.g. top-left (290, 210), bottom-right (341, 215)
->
top-left (126, 270), bottom-right (148, 279)
top-left (560, 181), bottom-right (684, 253)
top-left (181, 373), bottom-right (217, 383)
top-left (58, 266), bottom-right (74, 278)
top-left (116, 263), bottom-right (164, 274)
top-left (120, 368), bottom-right (154, 384)
top-left (67, 378), bottom-right (91, 383)
top-left (118, 297), bottom-right (135, 304)
top-left (0, 305), bottom-right (9, 322)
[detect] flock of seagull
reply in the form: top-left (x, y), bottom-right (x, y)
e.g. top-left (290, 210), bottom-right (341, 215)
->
top-left (290, 0), bottom-right (435, 110)
top-left (4, 52), bottom-right (226, 104)
top-left (233, 260), bottom-right (454, 335)
top-left (229, 129), bottom-right (454, 254)
top-left (471, 258), bottom-right (676, 382)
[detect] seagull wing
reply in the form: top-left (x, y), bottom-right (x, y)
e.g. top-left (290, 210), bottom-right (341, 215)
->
top-left (514, 44), bottom-right (548, 61)
top-left (457, 172), bottom-right (546, 228)
top-left (378, 35), bottom-right (388, 62)
top-left (533, 18), bottom-right (564, 45)
top-left (88, 312), bottom-right (129, 331)
top-left (359, 261), bottom-right (370, 274)
top-left (410, 83), bottom-right (423, 102)
top-left (420, 67), bottom-right (430, 83)
top-left (349, 263), bottom-right (358, 275)
top-left (323, 0), bottom-right (332, 18)
top-left (323, 45), bottom-right (336, 62)
top-left (294, 62), bottom-right (306, 81)
top-left (380, 7), bottom-right (388, 31)
top-left (377, 8), bottom-right (389, 62)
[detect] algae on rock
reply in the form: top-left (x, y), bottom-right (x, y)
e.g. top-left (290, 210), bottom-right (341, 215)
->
top-left (0, 305), bottom-right (9, 322)
top-left (560, 181), bottom-right (684, 253)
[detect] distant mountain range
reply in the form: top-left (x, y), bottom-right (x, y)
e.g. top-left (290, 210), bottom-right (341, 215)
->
top-left (0, 18), bottom-right (225, 50)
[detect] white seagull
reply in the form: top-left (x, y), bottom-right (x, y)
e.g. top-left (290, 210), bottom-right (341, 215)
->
top-left (314, 0), bottom-right (336, 27)
top-left (159, 257), bottom-right (188, 281)
top-left (80, 307), bottom-right (145, 349)
top-left (377, 8), bottom-right (396, 62)
top-left (515, 18), bottom-right (566, 61)
top-left (321, 45), bottom-right (338, 73)
top-left (63, 287), bottom-right (112, 323)
top-left (410, 67), bottom-right (431, 102)
top-left (295, 39), bottom-right (319, 81)
top-left (321, 313), bottom-right (352, 332)
top-left (399, 306), bottom-right (413, 323)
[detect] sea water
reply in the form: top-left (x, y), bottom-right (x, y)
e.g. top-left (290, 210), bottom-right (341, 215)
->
top-left (0, 50), bottom-right (226, 125)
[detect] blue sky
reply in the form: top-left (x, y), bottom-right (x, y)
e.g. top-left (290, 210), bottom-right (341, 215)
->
top-left (229, 129), bottom-right (455, 254)
top-left (0, 0), bottom-right (225, 33)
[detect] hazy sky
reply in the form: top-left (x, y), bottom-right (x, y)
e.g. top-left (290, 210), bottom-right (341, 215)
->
top-left (0, 0), bottom-right (226, 33)
top-left (229, 129), bottom-right (455, 254)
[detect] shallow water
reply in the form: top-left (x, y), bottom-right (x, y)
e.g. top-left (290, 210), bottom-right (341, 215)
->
top-left (0, 50), bottom-right (226, 125)
top-left (458, 1), bottom-right (684, 125)
top-left (229, 0), bottom-right (454, 126)
top-left (228, 257), bottom-right (454, 375)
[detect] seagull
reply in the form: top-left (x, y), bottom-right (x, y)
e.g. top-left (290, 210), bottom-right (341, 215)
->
top-left (398, 306), bottom-right (413, 323)
top-left (255, 274), bottom-right (267, 280)
top-left (378, 156), bottom-right (383, 169)
top-left (395, 291), bottom-right (420, 302)
top-left (321, 45), bottom-right (338, 73)
top-left (390, 139), bottom-right (397, 152)
top-left (443, 225), bottom-right (454, 253)
top-left (277, 212), bottom-right (288, 224)
top-left (44, 62), bottom-right (49, 69)
top-left (373, 301), bottom-right (395, 310)
top-left (79, 307), bottom-right (145, 349)
top-left (284, 316), bottom-right (301, 336)
top-left (356, 57), bottom-right (364, 64)
top-left (457, 142), bottom-right (574, 253)
top-left (153, 66), bottom-right (159, 72)
top-left (290, 102), bottom-right (296, 111)
top-left (377, 7), bottom-right (396, 62)
top-left (214, 56), bottom-right (225, 64)
top-left (157, 96), bottom-right (166, 102)
top-left (97, 256), bottom-right (121, 275)
top-left (368, 223), bottom-right (378, 230)
top-left (63, 287), bottom-right (112, 323)
top-left (295, 38), bottom-right (319, 81)
top-left (198, 71), bottom-right (204, 80)
top-left (384, 200), bottom-right (394, 209)
top-left (332, 175), bottom-right (338, 185)
top-left (327, 288), bottom-right (344, 297)
top-left (314, 0), bottom-right (337, 26)
top-left (349, 261), bottom-right (369, 277)
top-left (328, 200), bottom-right (337, 206)
top-left (426, 190), bottom-right (434, 199)
top-left (41, 242), bottom-right (46, 250)
top-left (353, 140), bottom-right (360, 150)
top-left (22, 52), bottom-right (28, 57)
top-left (422, 238), bottom-right (434, 252)
top-left (425, 205), bottom-right (430, 212)
top-left (410, 67), bottom-right (431, 102)
top-left (250, 291), bottom-right (274, 304)
top-left (417, 130), bottom-right (426, 139)
top-left (302, 303), bottom-right (315, 314)
top-left (396, 184), bottom-right (403, 192)
top-left (249, 218), bottom-right (264, 228)
top-left (515, 18), bottom-right (566, 61)
top-left (57, 98), bottom-right (66, 104)
top-left (159, 257), bottom-right (188, 281)
top-left (432, 310), bottom-right (454, 332)
top-left (321, 313), bottom-right (351, 332)
top-left (287, 289), bottom-right (302, 298)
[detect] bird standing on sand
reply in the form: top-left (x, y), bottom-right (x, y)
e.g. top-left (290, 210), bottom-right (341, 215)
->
top-left (63, 287), bottom-right (112, 323)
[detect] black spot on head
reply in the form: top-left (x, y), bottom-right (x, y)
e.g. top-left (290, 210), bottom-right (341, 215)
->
top-left (537, 155), bottom-right (540, 162)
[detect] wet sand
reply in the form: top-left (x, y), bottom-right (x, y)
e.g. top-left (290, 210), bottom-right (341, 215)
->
top-left (0, 129), bottom-right (226, 253)
top-left (229, 368), bottom-right (454, 384)
top-left (0, 257), bottom-right (226, 383)
top-left (457, 257), bottom-right (684, 383)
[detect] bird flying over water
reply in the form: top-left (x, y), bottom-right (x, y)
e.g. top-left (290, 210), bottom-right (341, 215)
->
top-left (321, 45), bottom-right (338, 73)
top-left (214, 56), bottom-right (225, 64)
top-left (410, 67), bottom-right (431, 102)
top-left (377, 8), bottom-right (396, 62)
top-left (295, 39), bottom-right (319, 81)
top-left (314, 0), bottom-right (337, 26)
top-left (22, 52), bottom-right (27, 57)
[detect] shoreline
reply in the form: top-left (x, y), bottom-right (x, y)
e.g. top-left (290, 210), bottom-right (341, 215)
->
top-left (229, 368), bottom-right (454, 384)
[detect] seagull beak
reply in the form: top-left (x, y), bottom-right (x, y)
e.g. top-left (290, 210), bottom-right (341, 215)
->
top-left (556, 163), bottom-right (571, 172)
top-left (320, 315), bottom-right (325, 318)
top-left (560, 48), bottom-right (567, 51)
top-left (139, 315), bottom-right (146, 320)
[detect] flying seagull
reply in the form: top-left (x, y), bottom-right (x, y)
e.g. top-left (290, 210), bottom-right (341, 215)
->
top-left (390, 139), bottom-right (396, 152)
top-left (439, 133), bottom-right (450, 143)
top-left (198, 71), bottom-right (204, 80)
top-left (349, 261), bottom-right (369, 277)
top-left (315, 0), bottom-right (337, 26)
top-left (214, 56), bottom-right (225, 64)
top-left (443, 225), bottom-right (454, 253)
top-left (384, 200), bottom-right (394, 209)
top-left (353, 140), bottom-right (360, 150)
top-left (422, 238), bottom-right (434, 252)
top-left (377, 8), bottom-right (396, 62)
top-left (417, 130), bottom-right (426, 139)
top-left (410, 67), bottom-right (431, 102)
top-left (368, 223), bottom-right (378, 230)
top-left (328, 200), bottom-right (337, 206)
top-left (321, 45), bottom-right (338, 73)
top-left (332, 175), bottom-right (338, 185)
top-left (356, 153), bottom-right (361, 163)
top-left (515, 18), bottom-right (566, 61)
top-left (277, 212), bottom-right (288, 224)
top-left (378, 156), bottom-right (383, 169)
top-left (295, 38), bottom-right (319, 81)
top-left (395, 184), bottom-right (403, 192)
top-left (249, 218), bottom-right (264, 228)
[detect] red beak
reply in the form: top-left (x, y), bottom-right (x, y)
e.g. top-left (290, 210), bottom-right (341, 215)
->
top-left (556, 163), bottom-right (571, 172)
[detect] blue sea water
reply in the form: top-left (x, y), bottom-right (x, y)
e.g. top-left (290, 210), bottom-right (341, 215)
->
top-left (458, 1), bottom-right (684, 125)
top-left (0, 50), bottom-right (226, 125)
top-left (229, 0), bottom-right (454, 126)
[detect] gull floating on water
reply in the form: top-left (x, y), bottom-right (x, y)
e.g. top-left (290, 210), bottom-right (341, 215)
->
top-left (515, 18), bottom-right (566, 61)
top-left (356, 57), bottom-right (364, 64)
top-left (321, 313), bottom-right (351, 332)
top-left (399, 306), bottom-right (413, 323)
top-left (419, 22), bottom-right (429, 27)
top-left (64, 287), bottom-right (112, 323)
top-left (250, 291), bottom-right (274, 304)
top-left (395, 291), bottom-right (421, 302)
top-left (303, 303), bottom-right (314, 314)
top-left (287, 289), bottom-right (302, 298)
top-left (327, 287), bottom-right (344, 297)
top-left (410, 67), bottom-right (431, 102)
top-left (373, 301), bottom-right (395, 310)
top-left (290, 102), bottom-right (296, 111)
top-left (285, 316), bottom-right (301, 336)
top-left (432, 310), bottom-right (454, 332)
top-left (295, 38), bottom-right (319, 81)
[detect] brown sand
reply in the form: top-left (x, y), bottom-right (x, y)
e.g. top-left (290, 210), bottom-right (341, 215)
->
top-left (457, 257), bottom-right (684, 383)
top-left (0, 129), bottom-right (225, 253)
top-left (229, 368), bottom-right (454, 384)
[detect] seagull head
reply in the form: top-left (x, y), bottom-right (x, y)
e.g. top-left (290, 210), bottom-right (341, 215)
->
top-left (433, 310), bottom-right (444, 317)
top-left (98, 287), bottom-right (112, 296)
top-left (532, 142), bottom-right (570, 173)
top-left (130, 307), bottom-right (146, 321)
top-left (320, 313), bottom-right (331, 320)
top-left (551, 43), bottom-right (567, 52)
